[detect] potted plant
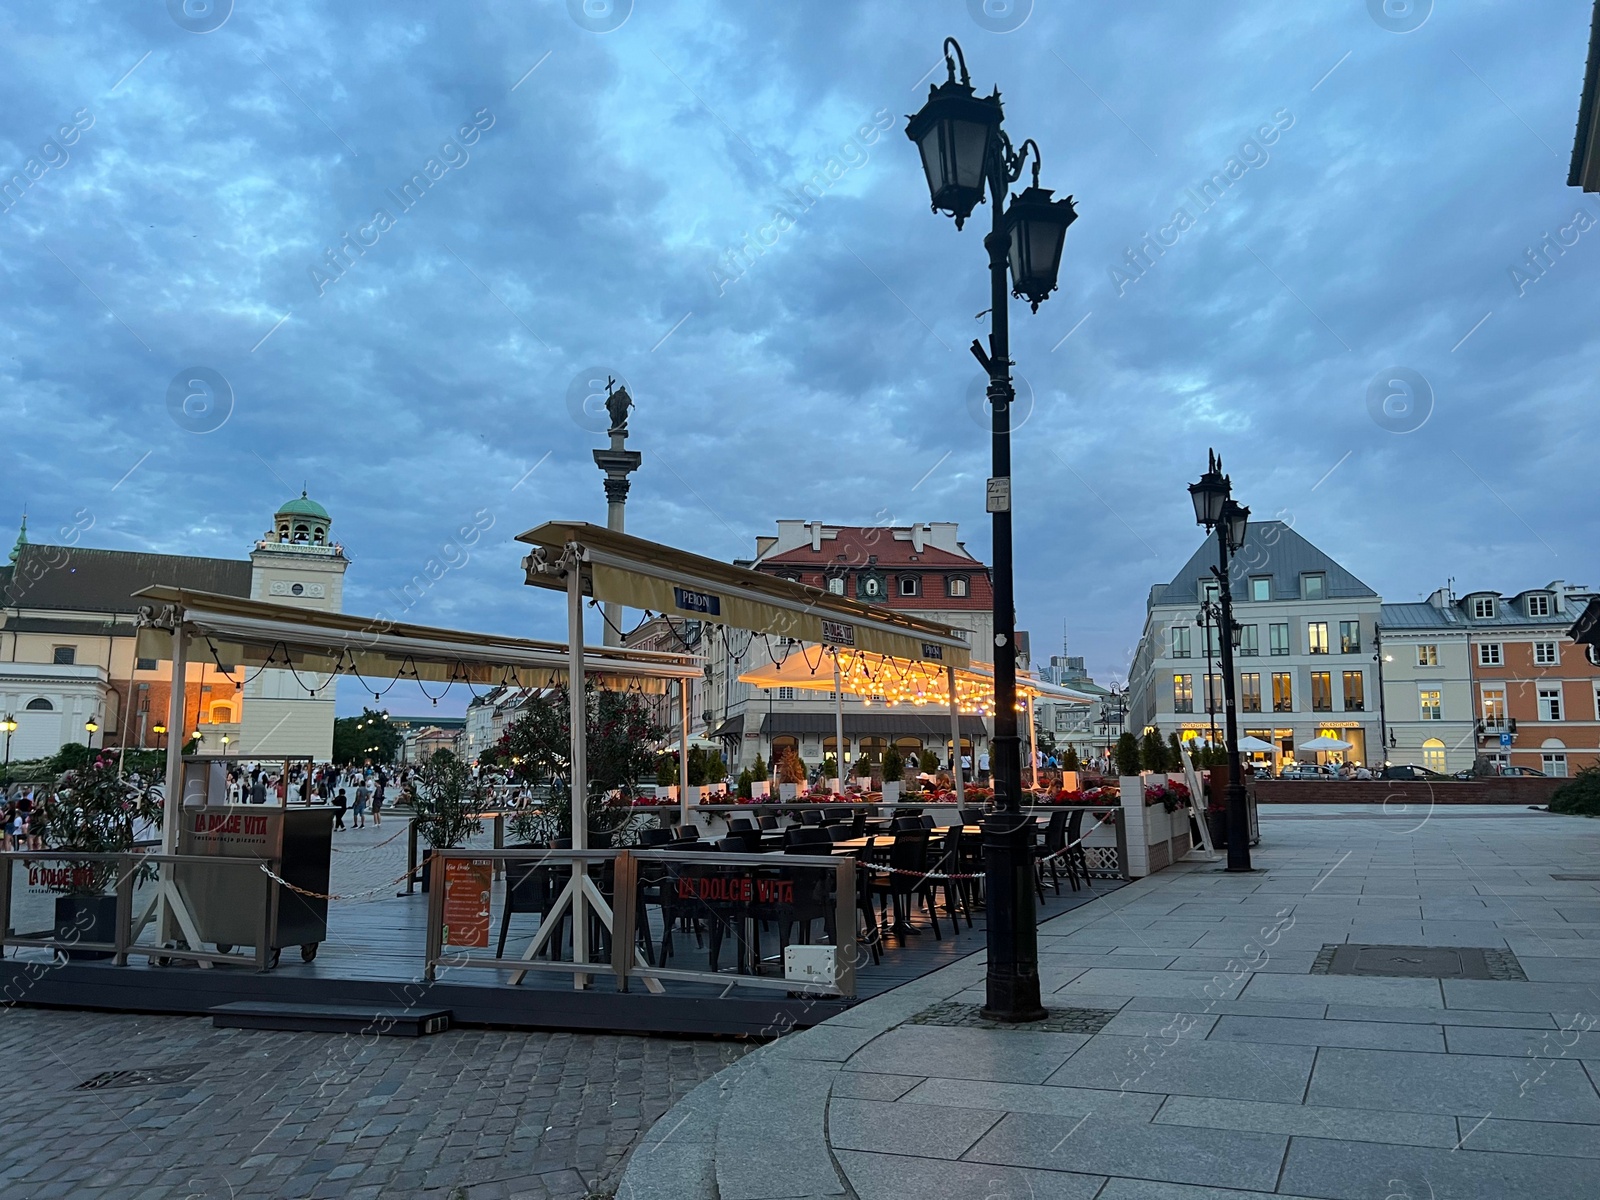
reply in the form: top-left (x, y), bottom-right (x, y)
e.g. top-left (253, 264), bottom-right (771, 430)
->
top-left (853, 754), bottom-right (873, 790)
top-left (881, 745), bottom-right (904, 803)
top-left (405, 749), bottom-right (485, 891)
top-left (749, 753), bottom-right (769, 799)
top-left (821, 754), bottom-right (841, 794)
top-left (32, 756), bottom-right (163, 959)
top-left (777, 749), bottom-right (805, 801)
top-left (656, 753), bottom-right (679, 802)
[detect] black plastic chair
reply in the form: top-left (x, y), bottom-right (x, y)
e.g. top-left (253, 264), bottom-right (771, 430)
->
top-left (758, 815), bottom-right (779, 830)
top-left (919, 813), bottom-right (937, 831)
top-left (932, 826), bottom-right (972, 929)
top-left (638, 827), bottom-right (673, 848)
top-left (800, 810), bottom-right (823, 826)
top-left (892, 816), bottom-right (923, 833)
top-left (1065, 809), bottom-right (1089, 889)
top-left (959, 807), bottom-right (986, 827)
top-left (867, 828), bottom-right (940, 943)
top-left (826, 825), bottom-right (854, 843)
top-left (1037, 810), bottom-right (1070, 896)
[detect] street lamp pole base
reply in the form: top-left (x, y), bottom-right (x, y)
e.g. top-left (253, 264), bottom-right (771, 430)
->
top-left (981, 808), bottom-right (1047, 1023)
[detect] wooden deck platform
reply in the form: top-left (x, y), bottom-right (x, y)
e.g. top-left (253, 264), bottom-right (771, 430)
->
top-left (0, 875), bottom-right (1121, 1037)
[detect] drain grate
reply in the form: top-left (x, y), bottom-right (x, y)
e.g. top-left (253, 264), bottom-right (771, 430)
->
top-left (907, 1001), bottom-right (1119, 1033)
top-left (1310, 944), bottom-right (1525, 981)
top-left (77, 1064), bottom-right (203, 1091)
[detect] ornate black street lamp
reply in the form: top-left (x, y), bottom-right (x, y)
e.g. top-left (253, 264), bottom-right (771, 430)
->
top-left (1189, 450), bottom-right (1253, 871)
top-left (908, 37), bottom-right (1077, 1021)
top-left (1, 714), bottom-right (16, 786)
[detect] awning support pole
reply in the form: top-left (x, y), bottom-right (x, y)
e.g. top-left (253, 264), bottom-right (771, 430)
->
top-left (1027, 695), bottom-right (1039, 791)
top-left (678, 679), bottom-right (690, 829)
top-left (833, 651), bottom-right (846, 790)
top-left (947, 664), bottom-right (965, 804)
top-left (567, 546), bottom-right (590, 988)
top-left (147, 616), bottom-right (207, 963)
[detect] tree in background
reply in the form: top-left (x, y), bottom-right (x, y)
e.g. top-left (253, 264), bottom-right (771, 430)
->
top-left (1168, 732), bottom-right (1187, 773)
top-left (1061, 746), bottom-right (1080, 773)
top-left (500, 683), bottom-right (664, 800)
top-left (333, 708), bottom-right (401, 765)
top-left (918, 748), bottom-right (939, 774)
top-left (1141, 729), bottom-right (1167, 773)
top-left (1113, 732), bottom-right (1142, 777)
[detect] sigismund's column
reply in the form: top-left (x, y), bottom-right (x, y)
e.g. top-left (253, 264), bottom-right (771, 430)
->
top-left (593, 383), bottom-right (642, 647)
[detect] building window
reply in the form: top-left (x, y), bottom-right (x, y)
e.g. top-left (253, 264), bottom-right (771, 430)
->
top-left (1538, 687), bottom-right (1563, 722)
top-left (1270, 623), bottom-right (1290, 656)
top-left (1301, 573), bottom-right (1326, 601)
top-left (1478, 643), bottom-right (1502, 667)
top-left (898, 575), bottom-right (920, 597)
top-left (1204, 673), bottom-right (1222, 714)
top-left (1419, 690), bottom-right (1442, 721)
top-left (25, 697), bottom-right (53, 711)
top-left (1339, 621), bottom-right (1361, 654)
top-left (1422, 739), bottom-right (1447, 773)
top-left (1307, 622), bottom-right (1329, 655)
top-left (777, 687), bottom-right (796, 700)
top-left (1171, 626), bottom-right (1192, 659)
top-left (1201, 623), bottom-right (1221, 657)
top-left (1250, 577), bottom-right (1270, 602)
top-left (1482, 687), bottom-right (1506, 729)
top-left (946, 575), bottom-right (968, 597)
top-left (1472, 596), bottom-right (1496, 619)
top-left (1534, 641), bottom-right (1558, 666)
top-left (1241, 673), bottom-right (1262, 712)
top-left (1416, 644), bottom-right (1438, 667)
top-left (1594, 682), bottom-right (1600, 720)
top-left (1237, 624), bottom-right (1258, 656)
top-left (1173, 674), bottom-right (1193, 713)
top-left (52, 646), bottom-right (76, 665)
top-left (136, 656), bottom-right (158, 671)
top-left (826, 578), bottom-right (844, 595)
top-left (1272, 672), bottom-right (1293, 712)
top-left (1527, 594), bottom-right (1550, 617)
top-left (1201, 580), bottom-right (1220, 605)
top-left (1311, 672), bottom-right (1333, 711)
top-left (1343, 671), bottom-right (1365, 711)
top-left (1542, 741), bottom-right (1567, 777)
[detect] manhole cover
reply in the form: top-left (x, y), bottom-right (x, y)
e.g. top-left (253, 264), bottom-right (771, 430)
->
top-left (1310, 945), bottom-right (1525, 981)
top-left (77, 1064), bottom-right (203, 1091)
top-left (906, 1001), bottom-right (1118, 1033)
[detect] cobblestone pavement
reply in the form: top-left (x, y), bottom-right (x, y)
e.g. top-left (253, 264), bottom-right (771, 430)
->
top-left (0, 1007), bottom-right (750, 1199)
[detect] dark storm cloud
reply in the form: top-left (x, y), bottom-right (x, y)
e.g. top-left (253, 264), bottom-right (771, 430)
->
top-left (1, 1), bottom-right (1595, 715)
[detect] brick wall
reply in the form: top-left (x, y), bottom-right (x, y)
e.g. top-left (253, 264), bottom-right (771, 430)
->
top-left (1250, 778), bottom-right (1566, 805)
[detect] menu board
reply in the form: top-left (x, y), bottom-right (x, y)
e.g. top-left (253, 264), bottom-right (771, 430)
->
top-left (441, 857), bottom-right (493, 948)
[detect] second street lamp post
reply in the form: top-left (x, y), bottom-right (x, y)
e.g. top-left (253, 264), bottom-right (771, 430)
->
top-left (1, 714), bottom-right (16, 786)
top-left (1189, 450), bottom-right (1254, 871)
top-left (908, 36), bottom-right (1077, 1021)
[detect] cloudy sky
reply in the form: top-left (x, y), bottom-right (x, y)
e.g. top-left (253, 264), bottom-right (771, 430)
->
top-left (3, 0), bottom-right (1595, 716)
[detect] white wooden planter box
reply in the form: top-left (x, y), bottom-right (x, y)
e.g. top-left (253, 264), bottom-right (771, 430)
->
top-left (751, 781), bottom-right (770, 800)
top-left (1119, 773), bottom-right (1193, 878)
top-left (778, 782), bottom-right (799, 801)
top-left (881, 781), bottom-right (902, 804)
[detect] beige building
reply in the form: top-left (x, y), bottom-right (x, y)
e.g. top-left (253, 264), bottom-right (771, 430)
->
top-left (0, 494), bottom-right (347, 763)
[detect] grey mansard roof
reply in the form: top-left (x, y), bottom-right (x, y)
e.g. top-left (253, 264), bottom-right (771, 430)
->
top-left (1149, 521), bottom-right (1377, 609)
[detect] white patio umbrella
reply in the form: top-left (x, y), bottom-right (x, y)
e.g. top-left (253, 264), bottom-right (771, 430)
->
top-left (1237, 735), bottom-right (1278, 753)
top-left (1300, 735), bottom-right (1353, 751)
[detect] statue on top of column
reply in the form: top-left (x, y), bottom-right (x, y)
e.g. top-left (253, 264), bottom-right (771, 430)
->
top-left (605, 379), bottom-right (633, 435)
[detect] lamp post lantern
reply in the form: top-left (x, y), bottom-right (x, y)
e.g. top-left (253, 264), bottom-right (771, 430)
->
top-left (152, 723), bottom-right (167, 751)
top-left (1, 714), bottom-right (16, 785)
top-left (1189, 450), bottom-right (1254, 871)
top-left (908, 36), bottom-right (1077, 1022)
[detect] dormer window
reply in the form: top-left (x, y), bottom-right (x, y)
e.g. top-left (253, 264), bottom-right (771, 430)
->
top-left (1472, 596), bottom-right (1496, 619)
top-left (898, 575), bottom-right (920, 597)
top-left (1301, 573), bottom-right (1326, 601)
top-left (946, 575), bottom-right (969, 598)
top-left (1526, 594), bottom-right (1550, 617)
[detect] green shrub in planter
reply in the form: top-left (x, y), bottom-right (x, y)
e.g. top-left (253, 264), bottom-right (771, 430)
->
top-left (1113, 732), bottom-right (1141, 777)
top-left (751, 753), bottom-right (767, 780)
top-left (736, 768), bottom-right (753, 800)
top-left (1550, 767), bottom-right (1600, 817)
top-left (1062, 747), bottom-right (1080, 773)
top-left (881, 745), bottom-right (904, 784)
top-left (918, 749), bottom-right (939, 774)
top-left (853, 755), bottom-right (871, 778)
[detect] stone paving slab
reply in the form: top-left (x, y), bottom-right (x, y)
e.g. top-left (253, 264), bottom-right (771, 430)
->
top-left (1278, 1134), bottom-right (1599, 1200)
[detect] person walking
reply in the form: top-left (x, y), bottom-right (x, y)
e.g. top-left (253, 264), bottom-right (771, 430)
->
top-left (332, 788), bottom-right (348, 830)
top-left (371, 773), bottom-right (385, 826)
top-left (352, 778), bottom-right (369, 829)
top-left (977, 748), bottom-right (991, 784)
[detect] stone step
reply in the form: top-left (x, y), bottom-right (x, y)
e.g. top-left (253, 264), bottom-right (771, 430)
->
top-left (209, 1001), bottom-right (450, 1037)
top-left (618, 1057), bottom-right (745, 1200)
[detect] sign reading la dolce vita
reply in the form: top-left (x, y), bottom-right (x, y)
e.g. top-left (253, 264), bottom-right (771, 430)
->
top-left (269, 581), bottom-right (325, 598)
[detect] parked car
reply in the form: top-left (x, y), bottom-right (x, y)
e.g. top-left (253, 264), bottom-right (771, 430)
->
top-left (1279, 763), bottom-right (1338, 780)
top-left (1380, 764), bottom-right (1455, 782)
top-left (1497, 765), bottom-right (1546, 777)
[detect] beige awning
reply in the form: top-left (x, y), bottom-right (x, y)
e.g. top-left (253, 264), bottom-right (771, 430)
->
top-left (132, 586), bottom-right (701, 693)
top-left (516, 521), bottom-right (973, 669)
top-left (737, 649), bottom-right (1095, 711)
